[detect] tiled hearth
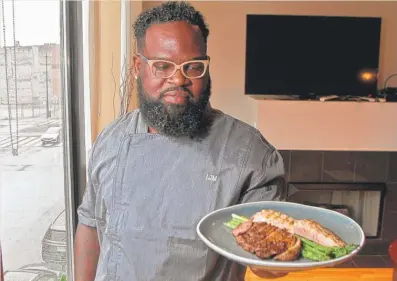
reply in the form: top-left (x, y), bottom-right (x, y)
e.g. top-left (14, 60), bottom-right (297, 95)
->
top-left (278, 150), bottom-right (397, 268)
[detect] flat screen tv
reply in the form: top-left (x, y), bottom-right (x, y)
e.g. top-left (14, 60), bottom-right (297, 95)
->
top-left (245, 14), bottom-right (382, 98)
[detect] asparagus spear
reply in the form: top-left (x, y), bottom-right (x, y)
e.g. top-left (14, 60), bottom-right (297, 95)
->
top-left (298, 236), bottom-right (333, 255)
top-left (224, 214), bottom-right (249, 229)
top-left (300, 236), bottom-right (359, 260)
top-left (231, 213), bottom-right (249, 222)
top-left (302, 248), bottom-right (331, 261)
top-left (331, 244), bottom-right (358, 258)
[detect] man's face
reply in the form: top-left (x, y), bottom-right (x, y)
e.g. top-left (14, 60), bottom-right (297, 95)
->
top-left (133, 21), bottom-right (212, 138)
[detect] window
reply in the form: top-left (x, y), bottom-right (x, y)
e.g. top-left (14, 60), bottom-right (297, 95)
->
top-left (1, 1), bottom-right (87, 281)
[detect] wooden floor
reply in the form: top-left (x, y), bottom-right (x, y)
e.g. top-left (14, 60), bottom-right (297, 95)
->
top-left (245, 268), bottom-right (394, 280)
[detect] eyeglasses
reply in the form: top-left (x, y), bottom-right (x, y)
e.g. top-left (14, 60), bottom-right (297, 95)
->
top-left (137, 53), bottom-right (210, 79)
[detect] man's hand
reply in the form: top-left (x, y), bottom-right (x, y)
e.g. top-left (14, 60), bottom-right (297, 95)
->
top-left (249, 266), bottom-right (288, 279)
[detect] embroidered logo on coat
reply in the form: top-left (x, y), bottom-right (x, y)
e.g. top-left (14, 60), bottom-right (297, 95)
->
top-left (206, 174), bottom-right (218, 182)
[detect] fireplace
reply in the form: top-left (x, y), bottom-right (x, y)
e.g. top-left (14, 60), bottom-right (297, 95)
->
top-left (287, 183), bottom-right (386, 238)
top-left (277, 150), bottom-right (397, 267)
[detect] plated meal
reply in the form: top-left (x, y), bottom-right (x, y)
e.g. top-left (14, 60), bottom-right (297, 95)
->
top-left (224, 210), bottom-right (358, 262)
top-left (196, 201), bottom-right (364, 271)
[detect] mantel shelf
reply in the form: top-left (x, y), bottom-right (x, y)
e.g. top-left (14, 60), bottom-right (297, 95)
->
top-left (248, 95), bottom-right (391, 104)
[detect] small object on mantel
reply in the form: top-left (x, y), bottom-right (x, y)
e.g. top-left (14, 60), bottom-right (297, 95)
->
top-left (389, 240), bottom-right (397, 281)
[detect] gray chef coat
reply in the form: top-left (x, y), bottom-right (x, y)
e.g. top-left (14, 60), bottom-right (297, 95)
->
top-left (77, 108), bottom-right (286, 281)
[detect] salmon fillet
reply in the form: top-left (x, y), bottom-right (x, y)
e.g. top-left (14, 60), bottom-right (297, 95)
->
top-left (250, 209), bottom-right (346, 248)
top-left (293, 219), bottom-right (346, 247)
top-left (251, 210), bottom-right (295, 232)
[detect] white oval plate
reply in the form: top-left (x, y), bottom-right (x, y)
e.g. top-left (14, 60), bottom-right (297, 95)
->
top-left (196, 201), bottom-right (365, 272)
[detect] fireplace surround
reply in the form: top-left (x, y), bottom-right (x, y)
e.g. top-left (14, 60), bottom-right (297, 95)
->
top-left (287, 182), bottom-right (385, 238)
top-left (279, 150), bottom-right (397, 267)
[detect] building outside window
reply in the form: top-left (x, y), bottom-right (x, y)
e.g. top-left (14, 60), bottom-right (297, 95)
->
top-left (0, 1), bottom-right (87, 281)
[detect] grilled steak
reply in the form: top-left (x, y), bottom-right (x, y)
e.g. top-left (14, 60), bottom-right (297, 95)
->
top-left (274, 236), bottom-right (301, 261)
top-left (232, 220), bottom-right (301, 261)
top-left (251, 209), bottom-right (346, 248)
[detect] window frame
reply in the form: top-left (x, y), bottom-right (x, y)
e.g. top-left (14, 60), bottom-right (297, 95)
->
top-left (60, 1), bottom-right (89, 280)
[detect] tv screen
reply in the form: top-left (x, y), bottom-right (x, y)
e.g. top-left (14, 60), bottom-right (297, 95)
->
top-left (245, 14), bottom-right (382, 97)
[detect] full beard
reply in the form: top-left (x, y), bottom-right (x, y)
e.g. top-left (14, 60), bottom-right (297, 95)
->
top-left (137, 77), bottom-right (213, 140)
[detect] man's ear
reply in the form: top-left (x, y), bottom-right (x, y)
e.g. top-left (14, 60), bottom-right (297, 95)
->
top-left (133, 54), bottom-right (141, 79)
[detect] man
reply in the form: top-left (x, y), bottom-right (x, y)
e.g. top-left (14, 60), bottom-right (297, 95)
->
top-left (74, 1), bottom-right (286, 280)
